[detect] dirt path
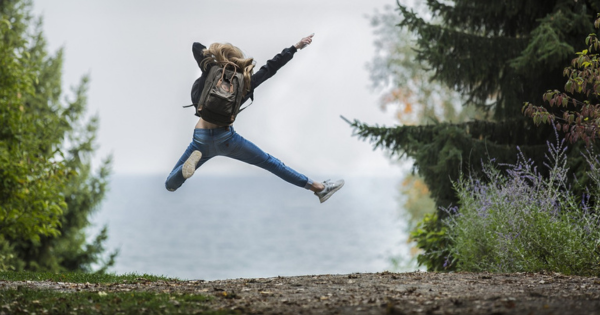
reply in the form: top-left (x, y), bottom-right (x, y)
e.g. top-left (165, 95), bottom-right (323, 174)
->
top-left (2, 271), bottom-right (600, 314)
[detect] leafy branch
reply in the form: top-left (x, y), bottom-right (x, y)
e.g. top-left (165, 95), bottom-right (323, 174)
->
top-left (523, 14), bottom-right (600, 145)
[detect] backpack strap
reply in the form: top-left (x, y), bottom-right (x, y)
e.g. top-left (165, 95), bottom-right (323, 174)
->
top-left (239, 95), bottom-right (253, 112)
top-left (218, 62), bottom-right (239, 92)
top-left (183, 95), bottom-right (253, 110)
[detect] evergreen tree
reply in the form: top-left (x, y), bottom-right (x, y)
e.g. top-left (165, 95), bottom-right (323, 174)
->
top-left (0, 0), bottom-right (115, 272)
top-left (368, 4), bottom-right (486, 231)
top-left (351, 0), bottom-right (600, 212)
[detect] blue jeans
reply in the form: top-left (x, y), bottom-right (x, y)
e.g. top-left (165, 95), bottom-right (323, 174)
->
top-left (165, 126), bottom-right (313, 191)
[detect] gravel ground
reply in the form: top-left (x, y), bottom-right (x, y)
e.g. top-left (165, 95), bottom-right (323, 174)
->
top-left (2, 271), bottom-right (600, 314)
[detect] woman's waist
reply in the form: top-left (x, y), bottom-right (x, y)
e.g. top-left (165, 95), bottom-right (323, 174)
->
top-left (195, 118), bottom-right (232, 130)
top-left (193, 118), bottom-right (235, 138)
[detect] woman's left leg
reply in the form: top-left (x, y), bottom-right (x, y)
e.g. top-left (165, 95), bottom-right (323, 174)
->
top-left (222, 130), bottom-right (314, 190)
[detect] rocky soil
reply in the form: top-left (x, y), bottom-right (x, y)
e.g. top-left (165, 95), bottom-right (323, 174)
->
top-left (2, 271), bottom-right (600, 314)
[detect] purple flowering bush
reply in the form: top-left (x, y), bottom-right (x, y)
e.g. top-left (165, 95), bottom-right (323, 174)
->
top-left (445, 136), bottom-right (600, 275)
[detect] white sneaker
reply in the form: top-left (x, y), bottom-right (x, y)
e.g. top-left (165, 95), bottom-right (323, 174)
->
top-left (315, 179), bottom-right (345, 203)
top-left (182, 150), bottom-right (202, 179)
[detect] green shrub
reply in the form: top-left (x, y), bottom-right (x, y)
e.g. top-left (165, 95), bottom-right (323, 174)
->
top-left (445, 137), bottom-right (600, 276)
top-left (410, 213), bottom-right (453, 271)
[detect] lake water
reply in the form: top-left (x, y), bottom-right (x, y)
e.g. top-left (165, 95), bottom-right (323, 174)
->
top-left (90, 174), bottom-right (411, 280)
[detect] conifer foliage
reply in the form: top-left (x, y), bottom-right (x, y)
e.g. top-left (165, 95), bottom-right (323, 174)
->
top-left (367, 5), bottom-right (486, 231)
top-left (351, 0), bottom-right (600, 210)
top-left (0, 0), bottom-right (115, 272)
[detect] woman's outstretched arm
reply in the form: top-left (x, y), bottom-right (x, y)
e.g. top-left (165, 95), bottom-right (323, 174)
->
top-left (245, 34), bottom-right (315, 101)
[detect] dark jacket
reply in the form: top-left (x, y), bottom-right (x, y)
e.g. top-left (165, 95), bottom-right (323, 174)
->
top-left (191, 42), bottom-right (298, 117)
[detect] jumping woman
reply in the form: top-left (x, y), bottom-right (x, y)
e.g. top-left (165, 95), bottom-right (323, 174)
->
top-left (165, 34), bottom-right (344, 203)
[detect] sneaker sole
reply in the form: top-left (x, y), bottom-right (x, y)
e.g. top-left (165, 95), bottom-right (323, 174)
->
top-left (319, 180), bottom-right (345, 203)
top-left (182, 150), bottom-right (202, 179)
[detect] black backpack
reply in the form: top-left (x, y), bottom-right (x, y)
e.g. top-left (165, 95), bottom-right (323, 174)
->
top-left (193, 63), bottom-right (246, 125)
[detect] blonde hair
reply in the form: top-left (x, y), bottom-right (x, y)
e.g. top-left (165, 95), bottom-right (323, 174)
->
top-left (202, 43), bottom-right (255, 95)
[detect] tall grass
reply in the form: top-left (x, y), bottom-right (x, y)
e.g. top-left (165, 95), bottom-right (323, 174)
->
top-left (445, 137), bottom-right (600, 276)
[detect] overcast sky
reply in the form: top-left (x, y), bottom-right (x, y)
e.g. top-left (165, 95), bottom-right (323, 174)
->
top-left (31, 0), bottom-right (405, 179)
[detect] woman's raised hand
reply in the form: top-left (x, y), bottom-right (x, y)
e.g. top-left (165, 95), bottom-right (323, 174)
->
top-left (295, 33), bottom-right (314, 50)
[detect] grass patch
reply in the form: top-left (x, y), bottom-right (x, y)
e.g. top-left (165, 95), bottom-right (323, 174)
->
top-left (0, 271), bottom-right (177, 284)
top-left (0, 286), bottom-right (232, 315)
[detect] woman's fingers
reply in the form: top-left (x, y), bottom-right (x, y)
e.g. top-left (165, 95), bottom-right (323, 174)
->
top-left (296, 34), bottom-right (314, 49)
top-left (302, 34), bottom-right (313, 46)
